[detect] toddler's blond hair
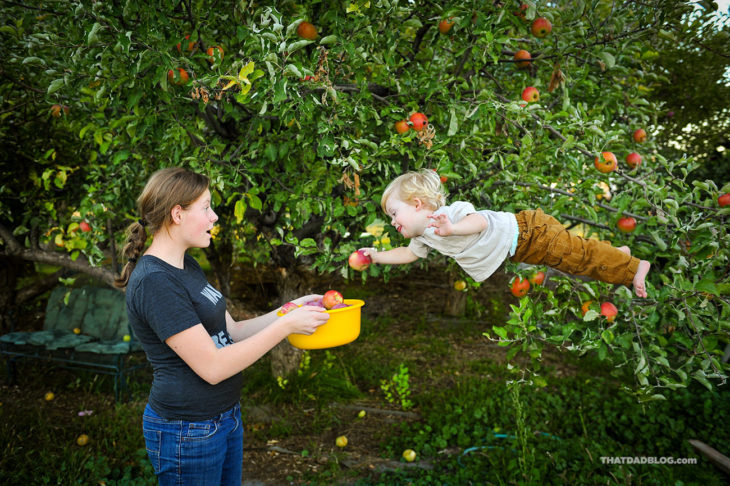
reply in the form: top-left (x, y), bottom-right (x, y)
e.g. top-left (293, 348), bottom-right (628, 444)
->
top-left (381, 169), bottom-right (446, 213)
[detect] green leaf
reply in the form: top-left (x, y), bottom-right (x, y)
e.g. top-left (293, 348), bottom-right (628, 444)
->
top-left (234, 199), bottom-right (246, 223)
top-left (597, 51), bottom-right (615, 69)
top-left (492, 326), bottom-right (508, 339)
top-left (447, 108), bottom-right (458, 137)
top-left (47, 79), bottom-right (64, 94)
top-left (319, 35), bottom-right (338, 45)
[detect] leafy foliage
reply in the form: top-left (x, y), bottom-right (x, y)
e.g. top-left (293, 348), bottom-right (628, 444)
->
top-left (0, 1), bottom-right (728, 397)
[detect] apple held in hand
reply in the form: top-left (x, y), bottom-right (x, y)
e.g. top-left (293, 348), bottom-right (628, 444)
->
top-left (594, 152), bottom-right (617, 173)
top-left (349, 250), bottom-right (372, 271)
top-left (510, 277), bottom-right (530, 298)
top-left (322, 290), bottom-right (344, 310)
top-left (617, 216), bottom-right (637, 233)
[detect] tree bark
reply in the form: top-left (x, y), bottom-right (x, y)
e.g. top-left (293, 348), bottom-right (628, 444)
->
top-left (269, 265), bottom-right (321, 377)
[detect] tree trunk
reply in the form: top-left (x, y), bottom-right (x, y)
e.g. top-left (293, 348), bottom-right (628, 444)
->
top-left (443, 288), bottom-right (466, 316)
top-left (269, 265), bottom-right (320, 378)
top-left (0, 256), bottom-right (23, 332)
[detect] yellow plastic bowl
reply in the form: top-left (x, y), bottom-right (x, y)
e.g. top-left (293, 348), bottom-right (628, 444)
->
top-left (280, 299), bottom-right (365, 350)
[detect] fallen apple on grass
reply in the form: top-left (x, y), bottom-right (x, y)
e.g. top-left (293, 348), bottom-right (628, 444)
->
top-left (335, 435), bottom-right (348, 448)
top-left (402, 449), bottom-right (417, 462)
top-left (454, 280), bottom-right (467, 291)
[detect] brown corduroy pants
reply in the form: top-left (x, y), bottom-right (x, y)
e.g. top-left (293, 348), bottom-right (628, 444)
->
top-left (510, 209), bottom-right (639, 287)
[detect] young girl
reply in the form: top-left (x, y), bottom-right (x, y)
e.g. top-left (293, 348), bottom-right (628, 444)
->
top-left (360, 169), bottom-right (651, 298)
top-left (115, 167), bottom-right (329, 485)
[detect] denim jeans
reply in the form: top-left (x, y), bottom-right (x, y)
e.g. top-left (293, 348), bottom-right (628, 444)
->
top-left (142, 402), bottom-right (243, 486)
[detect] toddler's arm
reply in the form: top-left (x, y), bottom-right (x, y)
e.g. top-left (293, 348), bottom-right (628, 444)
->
top-left (427, 213), bottom-right (487, 236)
top-left (359, 246), bottom-right (419, 265)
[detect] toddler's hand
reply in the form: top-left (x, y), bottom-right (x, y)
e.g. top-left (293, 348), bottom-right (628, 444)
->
top-left (357, 247), bottom-right (378, 264)
top-left (427, 214), bottom-right (453, 236)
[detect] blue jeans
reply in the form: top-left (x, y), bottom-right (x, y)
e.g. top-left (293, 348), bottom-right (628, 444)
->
top-left (142, 402), bottom-right (243, 486)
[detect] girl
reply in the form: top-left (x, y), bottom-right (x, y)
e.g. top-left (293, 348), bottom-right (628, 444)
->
top-left (115, 167), bottom-right (329, 485)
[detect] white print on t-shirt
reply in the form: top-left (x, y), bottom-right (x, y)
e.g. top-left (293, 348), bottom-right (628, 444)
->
top-left (212, 330), bottom-right (233, 349)
top-left (200, 283), bottom-right (223, 305)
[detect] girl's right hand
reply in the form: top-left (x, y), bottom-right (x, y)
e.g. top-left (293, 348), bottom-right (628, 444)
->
top-left (282, 305), bottom-right (330, 335)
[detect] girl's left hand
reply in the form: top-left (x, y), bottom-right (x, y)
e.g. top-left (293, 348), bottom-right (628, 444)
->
top-left (292, 294), bottom-right (323, 306)
top-left (427, 213), bottom-right (453, 236)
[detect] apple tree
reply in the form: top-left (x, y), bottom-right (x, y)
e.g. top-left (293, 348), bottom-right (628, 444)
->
top-left (0, 0), bottom-right (728, 396)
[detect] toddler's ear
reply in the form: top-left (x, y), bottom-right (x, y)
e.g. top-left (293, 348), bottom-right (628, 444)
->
top-left (413, 198), bottom-right (424, 210)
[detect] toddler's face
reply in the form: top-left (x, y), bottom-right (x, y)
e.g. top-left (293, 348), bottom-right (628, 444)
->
top-left (385, 197), bottom-right (428, 238)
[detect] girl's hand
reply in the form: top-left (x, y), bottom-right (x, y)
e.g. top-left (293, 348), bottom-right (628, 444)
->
top-left (282, 306), bottom-right (330, 335)
top-left (357, 247), bottom-right (378, 263)
top-left (291, 294), bottom-right (322, 306)
top-left (427, 213), bottom-right (453, 236)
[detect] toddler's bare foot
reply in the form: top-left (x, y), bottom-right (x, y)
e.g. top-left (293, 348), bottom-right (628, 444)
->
top-left (633, 260), bottom-right (651, 298)
top-left (618, 246), bottom-right (631, 256)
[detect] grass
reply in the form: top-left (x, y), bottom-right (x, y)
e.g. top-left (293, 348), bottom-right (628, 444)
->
top-left (1, 293), bottom-right (729, 485)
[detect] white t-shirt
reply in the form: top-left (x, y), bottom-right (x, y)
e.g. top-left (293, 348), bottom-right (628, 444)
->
top-left (407, 201), bottom-right (518, 282)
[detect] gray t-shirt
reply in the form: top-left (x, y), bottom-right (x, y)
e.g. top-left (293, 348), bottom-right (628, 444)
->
top-left (126, 253), bottom-right (242, 421)
top-left (408, 201), bottom-right (518, 282)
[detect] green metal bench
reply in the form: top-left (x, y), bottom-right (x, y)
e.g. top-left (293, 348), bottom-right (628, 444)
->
top-left (0, 285), bottom-right (147, 401)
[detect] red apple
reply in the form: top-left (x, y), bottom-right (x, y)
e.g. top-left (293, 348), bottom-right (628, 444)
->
top-left (167, 68), bottom-right (189, 85)
top-left (348, 250), bottom-right (372, 271)
top-left (633, 128), bottom-right (647, 143)
top-left (394, 120), bottom-right (410, 134)
top-left (206, 45), bottom-right (224, 62)
top-left (625, 152), bottom-right (642, 169)
top-left (438, 18), bottom-right (455, 34)
top-left (322, 290), bottom-right (344, 310)
top-left (600, 302), bottom-right (618, 323)
top-left (296, 21), bottom-right (318, 40)
top-left (521, 86), bottom-right (539, 102)
top-left (594, 152), bottom-right (617, 173)
top-left (176, 35), bottom-right (195, 53)
top-left (581, 300), bottom-right (593, 316)
top-left (510, 277), bottom-right (530, 298)
top-left (280, 302), bottom-right (299, 315)
top-left (514, 49), bottom-right (532, 68)
top-left (529, 271), bottom-right (545, 286)
top-left (50, 104), bottom-right (69, 117)
top-left (409, 112), bottom-right (428, 131)
top-left (718, 193), bottom-right (730, 207)
top-left (531, 17), bottom-right (552, 38)
top-left (79, 221), bottom-right (91, 233)
top-left (617, 216), bottom-right (636, 233)
top-left (513, 4), bottom-right (528, 20)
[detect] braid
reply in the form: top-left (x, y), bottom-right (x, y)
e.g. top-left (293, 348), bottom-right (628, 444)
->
top-left (113, 221), bottom-right (147, 288)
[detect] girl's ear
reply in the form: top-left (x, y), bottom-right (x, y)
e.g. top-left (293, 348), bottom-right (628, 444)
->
top-left (170, 205), bottom-right (183, 224)
top-left (413, 198), bottom-right (423, 210)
